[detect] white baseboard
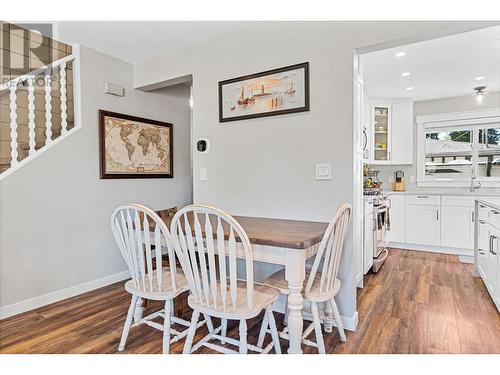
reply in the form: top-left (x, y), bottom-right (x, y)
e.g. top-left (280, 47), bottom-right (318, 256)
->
top-left (342, 311), bottom-right (359, 331)
top-left (0, 270), bottom-right (130, 320)
top-left (389, 242), bottom-right (473, 259)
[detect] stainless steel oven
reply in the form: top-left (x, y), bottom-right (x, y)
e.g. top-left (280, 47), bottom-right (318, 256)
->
top-left (372, 196), bottom-right (389, 272)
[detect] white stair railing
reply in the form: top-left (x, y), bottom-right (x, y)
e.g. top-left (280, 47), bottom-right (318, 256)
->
top-left (0, 50), bottom-right (79, 179)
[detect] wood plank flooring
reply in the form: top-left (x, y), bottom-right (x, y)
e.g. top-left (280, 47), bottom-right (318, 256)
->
top-left (0, 248), bottom-right (499, 354)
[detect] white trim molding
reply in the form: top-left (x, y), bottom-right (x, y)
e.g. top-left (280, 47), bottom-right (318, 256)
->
top-left (416, 107), bottom-right (500, 188)
top-left (0, 270), bottom-right (130, 320)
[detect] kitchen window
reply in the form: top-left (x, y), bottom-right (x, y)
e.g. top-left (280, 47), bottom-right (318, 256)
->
top-left (417, 109), bottom-right (500, 187)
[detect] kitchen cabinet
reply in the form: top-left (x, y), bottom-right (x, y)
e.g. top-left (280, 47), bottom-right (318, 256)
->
top-left (405, 204), bottom-right (441, 246)
top-left (475, 200), bottom-right (500, 311)
top-left (477, 218), bottom-right (490, 278)
top-left (440, 205), bottom-right (474, 251)
top-left (371, 103), bottom-right (391, 164)
top-left (363, 208), bottom-right (374, 274)
top-left (391, 101), bottom-right (414, 165)
top-left (368, 100), bottom-right (413, 165)
top-left (387, 194), bottom-right (405, 243)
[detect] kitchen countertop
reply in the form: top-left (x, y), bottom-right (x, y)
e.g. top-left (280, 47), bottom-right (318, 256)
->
top-left (386, 190), bottom-right (500, 197)
top-left (476, 199), bottom-right (500, 211)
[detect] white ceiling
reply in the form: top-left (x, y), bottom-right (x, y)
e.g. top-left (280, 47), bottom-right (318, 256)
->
top-left (361, 25), bottom-right (500, 102)
top-left (52, 21), bottom-right (262, 64)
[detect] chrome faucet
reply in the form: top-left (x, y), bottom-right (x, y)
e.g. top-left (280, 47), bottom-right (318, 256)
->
top-left (470, 166), bottom-right (482, 192)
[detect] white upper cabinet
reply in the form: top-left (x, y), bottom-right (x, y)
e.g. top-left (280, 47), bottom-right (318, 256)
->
top-left (368, 99), bottom-right (413, 165)
top-left (371, 103), bottom-right (392, 164)
top-left (391, 101), bottom-right (414, 165)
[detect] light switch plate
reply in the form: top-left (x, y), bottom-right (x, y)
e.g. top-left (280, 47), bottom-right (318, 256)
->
top-left (200, 168), bottom-right (207, 181)
top-left (316, 163), bottom-right (332, 180)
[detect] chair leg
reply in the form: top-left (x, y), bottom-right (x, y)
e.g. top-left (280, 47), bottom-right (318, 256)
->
top-left (323, 299), bottom-right (333, 333)
top-left (266, 305), bottom-right (281, 354)
top-left (311, 302), bottom-right (326, 354)
top-left (220, 318), bottom-right (228, 344)
top-left (330, 298), bottom-right (346, 342)
top-left (183, 309), bottom-right (200, 354)
top-left (257, 311), bottom-right (269, 348)
top-left (204, 314), bottom-right (214, 332)
top-left (239, 319), bottom-right (248, 354)
top-left (284, 297), bottom-right (290, 326)
top-left (118, 295), bottom-right (138, 352)
top-left (162, 300), bottom-right (172, 354)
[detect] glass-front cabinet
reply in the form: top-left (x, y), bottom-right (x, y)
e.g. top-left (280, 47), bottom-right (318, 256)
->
top-left (371, 103), bottom-right (392, 164)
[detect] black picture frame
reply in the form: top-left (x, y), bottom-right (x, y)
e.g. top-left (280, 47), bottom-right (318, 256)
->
top-left (99, 110), bottom-right (173, 179)
top-left (218, 62), bottom-right (309, 123)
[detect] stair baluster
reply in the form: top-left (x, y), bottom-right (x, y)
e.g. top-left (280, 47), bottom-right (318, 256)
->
top-left (9, 84), bottom-right (18, 167)
top-left (45, 74), bottom-right (53, 145)
top-left (27, 77), bottom-right (36, 156)
top-left (60, 62), bottom-right (68, 134)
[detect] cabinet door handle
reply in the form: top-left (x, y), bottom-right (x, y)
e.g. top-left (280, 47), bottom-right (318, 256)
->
top-left (417, 195), bottom-right (429, 198)
top-left (472, 211), bottom-right (475, 222)
top-left (436, 210), bottom-right (439, 221)
top-left (492, 235), bottom-right (498, 255)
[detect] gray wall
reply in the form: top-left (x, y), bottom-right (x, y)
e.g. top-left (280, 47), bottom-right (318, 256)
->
top-left (133, 21), bottom-right (486, 321)
top-left (0, 46), bottom-right (192, 308)
top-left (376, 91), bottom-right (500, 193)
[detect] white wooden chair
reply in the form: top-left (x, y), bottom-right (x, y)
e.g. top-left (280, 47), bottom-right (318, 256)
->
top-left (171, 204), bottom-right (282, 354)
top-left (111, 203), bottom-right (210, 354)
top-left (258, 203), bottom-right (352, 354)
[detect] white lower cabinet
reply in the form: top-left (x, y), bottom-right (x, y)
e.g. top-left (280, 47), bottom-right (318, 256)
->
top-left (388, 194), bottom-right (405, 243)
top-left (405, 204), bottom-right (440, 246)
top-left (440, 205), bottom-right (474, 251)
top-left (475, 202), bottom-right (500, 311)
top-left (477, 219), bottom-right (490, 278)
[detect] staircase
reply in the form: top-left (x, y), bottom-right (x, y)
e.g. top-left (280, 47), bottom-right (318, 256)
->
top-left (0, 47), bottom-right (78, 179)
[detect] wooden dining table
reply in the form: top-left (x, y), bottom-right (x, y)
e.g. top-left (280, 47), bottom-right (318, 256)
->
top-left (148, 212), bottom-right (329, 354)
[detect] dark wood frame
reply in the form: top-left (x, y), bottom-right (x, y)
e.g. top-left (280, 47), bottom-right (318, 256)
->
top-left (218, 62), bottom-right (310, 123)
top-left (98, 110), bottom-right (173, 179)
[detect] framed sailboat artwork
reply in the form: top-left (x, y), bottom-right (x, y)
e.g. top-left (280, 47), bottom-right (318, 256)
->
top-left (218, 62), bottom-right (309, 122)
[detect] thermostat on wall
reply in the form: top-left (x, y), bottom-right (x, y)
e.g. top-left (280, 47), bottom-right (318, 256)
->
top-left (196, 139), bottom-right (210, 153)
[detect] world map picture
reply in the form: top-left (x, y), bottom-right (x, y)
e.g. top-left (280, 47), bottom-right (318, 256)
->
top-left (99, 111), bottom-right (173, 179)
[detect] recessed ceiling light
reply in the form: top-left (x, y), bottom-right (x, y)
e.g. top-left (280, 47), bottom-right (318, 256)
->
top-left (475, 76), bottom-right (485, 81)
top-left (395, 52), bottom-right (406, 57)
top-left (401, 72), bottom-right (411, 77)
top-left (406, 86), bottom-right (415, 91)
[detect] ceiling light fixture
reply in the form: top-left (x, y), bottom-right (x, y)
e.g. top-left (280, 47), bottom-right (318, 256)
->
top-left (401, 72), bottom-right (411, 77)
top-left (475, 76), bottom-right (485, 81)
top-left (406, 86), bottom-right (414, 91)
top-left (472, 86), bottom-right (488, 106)
top-left (395, 52), bottom-right (406, 57)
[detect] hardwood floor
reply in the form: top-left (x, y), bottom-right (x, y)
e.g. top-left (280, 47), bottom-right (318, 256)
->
top-left (1, 248), bottom-right (499, 354)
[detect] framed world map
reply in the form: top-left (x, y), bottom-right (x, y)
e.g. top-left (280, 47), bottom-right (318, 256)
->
top-left (99, 110), bottom-right (173, 179)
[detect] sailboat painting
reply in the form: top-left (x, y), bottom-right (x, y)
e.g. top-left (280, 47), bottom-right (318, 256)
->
top-left (219, 62), bottom-right (309, 122)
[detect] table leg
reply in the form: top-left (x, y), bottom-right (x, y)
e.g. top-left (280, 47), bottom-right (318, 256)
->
top-left (285, 250), bottom-right (306, 354)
